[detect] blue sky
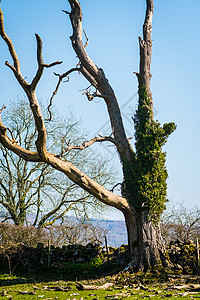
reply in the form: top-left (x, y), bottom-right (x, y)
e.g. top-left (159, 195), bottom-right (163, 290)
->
top-left (0, 0), bottom-right (200, 220)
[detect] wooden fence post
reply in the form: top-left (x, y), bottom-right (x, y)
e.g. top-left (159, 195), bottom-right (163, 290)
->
top-left (105, 236), bottom-right (109, 264)
top-left (47, 239), bottom-right (51, 269)
top-left (197, 238), bottom-right (199, 274)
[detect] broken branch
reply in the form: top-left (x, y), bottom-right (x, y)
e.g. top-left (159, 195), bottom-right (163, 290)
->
top-left (82, 87), bottom-right (110, 102)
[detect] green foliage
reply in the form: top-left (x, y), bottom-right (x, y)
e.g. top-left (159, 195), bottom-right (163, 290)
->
top-left (43, 257), bottom-right (113, 281)
top-left (123, 86), bottom-right (176, 223)
top-left (61, 257), bottom-right (104, 276)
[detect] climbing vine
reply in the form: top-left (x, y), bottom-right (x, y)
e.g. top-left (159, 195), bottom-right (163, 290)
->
top-left (123, 86), bottom-right (176, 224)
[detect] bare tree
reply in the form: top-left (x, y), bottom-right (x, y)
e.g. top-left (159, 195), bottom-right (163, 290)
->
top-left (0, 99), bottom-right (114, 227)
top-left (46, 218), bottom-right (108, 247)
top-left (0, 0), bottom-right (176, 270)
top-left (161, 202), bottom-right (200, 244)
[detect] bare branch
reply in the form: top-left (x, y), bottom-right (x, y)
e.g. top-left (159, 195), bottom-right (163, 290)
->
top-left (31, 34), bottom-right (63, 90)
top-left (133, 71), bottom-right (139, 79)
top-left (83, 29), bottom-right (89, 48)
top-left (47, 75), bottom-right (63, 122)
top-left (64, 135), bottom-right (119, 151)
top-left (62, 9), bottom-right (70, 15)
top-left (110, 183), bottom-right (122, 193)
top-left (47, 67), bottom-right (81, 121)
top-left (82, 89), bottom-right (94, 101)
top-left (0, 9), bottom-right (29, 89)
top-left (82, 88), bottom-right (110, 102)
top-left (0, 8), bottom-right (20, 73)
top-left (43, 61), bottom-right (63, 68)
top-left (0, 10), bottom-right (54, 160)
top-left (6, 127), bottom-right (15, 141)
top-left (37, 194), bottom-right (90, 228)
top-left (5, 61), bottom-right (29, 89)
top-left (0, 105), bottom-right (6, 123)
top-left (0, 105), bottom-right (6, 113)
top-left (0, 125), bottom-right (42, 162)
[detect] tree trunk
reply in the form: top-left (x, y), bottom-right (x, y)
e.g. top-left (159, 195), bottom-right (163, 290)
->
top-left (123, 210), bottom-right (167, 271)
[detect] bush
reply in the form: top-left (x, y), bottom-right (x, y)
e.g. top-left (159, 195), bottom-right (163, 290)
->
top-left (0, 223), bottom-right (48, 247)
top-left (161, 202), bottom-right (200, 244)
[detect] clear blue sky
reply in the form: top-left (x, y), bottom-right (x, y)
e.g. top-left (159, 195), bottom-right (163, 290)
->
top-left (0, 0), bottom-right (200, 220)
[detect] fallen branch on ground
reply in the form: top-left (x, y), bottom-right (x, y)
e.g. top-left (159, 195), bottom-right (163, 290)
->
top-left (76, 282), bottom-right (113, 291)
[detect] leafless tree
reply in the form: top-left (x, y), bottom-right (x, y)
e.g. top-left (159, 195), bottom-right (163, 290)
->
top-left (46, 218), bottom-right (108, 247)
top-left (0, 0), bottom-right (175, 270)
top-left (161, 202), bottom-right (200, 244)
top-left (0, 99), bottom-right (114, 227)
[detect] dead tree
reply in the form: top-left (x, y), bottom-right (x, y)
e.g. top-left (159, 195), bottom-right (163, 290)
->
top-left (0, 0), bottom-right (176, 271)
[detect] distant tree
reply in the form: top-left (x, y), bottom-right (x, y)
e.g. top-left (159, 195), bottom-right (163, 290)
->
top-left (161, 202), bottom-right (200, 244)
top-left (46, 218), bottom-right (109, 247)
top-left (0, 99), bottom-right (114, 227)
top-left (0, 0), bottom-right (176, 270)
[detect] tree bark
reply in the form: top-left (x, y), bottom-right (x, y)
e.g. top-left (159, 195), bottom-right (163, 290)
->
top-left (123, 209), bottom-right (168, 271)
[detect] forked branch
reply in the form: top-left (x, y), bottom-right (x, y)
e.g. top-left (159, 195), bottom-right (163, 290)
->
top-left (31, 34), bottom-right (63, 90)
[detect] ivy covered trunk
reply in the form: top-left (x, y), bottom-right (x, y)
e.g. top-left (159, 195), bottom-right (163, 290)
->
top-left (120, 0), bottom-right (176, 270)
top-left (120, 75), bottom-right (175, 271)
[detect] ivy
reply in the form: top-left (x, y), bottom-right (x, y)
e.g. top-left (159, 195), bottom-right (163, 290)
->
top-left (122, 86), bottom-right (176, 224)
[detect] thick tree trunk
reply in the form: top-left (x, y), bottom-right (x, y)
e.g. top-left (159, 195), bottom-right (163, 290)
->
top-left (123, 210), bottom-right (167, 271)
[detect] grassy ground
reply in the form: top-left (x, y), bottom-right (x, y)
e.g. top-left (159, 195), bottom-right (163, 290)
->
top-left (1, 273), bottom-right (200, 299)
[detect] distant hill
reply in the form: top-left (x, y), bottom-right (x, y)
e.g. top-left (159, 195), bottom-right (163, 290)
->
top-left (91, 219), bottom-right (127, 248)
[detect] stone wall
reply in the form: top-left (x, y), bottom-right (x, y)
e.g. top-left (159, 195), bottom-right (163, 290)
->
top-left (0, 240), bottom-right (198, 275)
top-left (0, 242), bottom-right (129, 273)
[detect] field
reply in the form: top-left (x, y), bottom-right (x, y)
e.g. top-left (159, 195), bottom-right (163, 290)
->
top-left (1, 273), bottom-right (200, 299)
